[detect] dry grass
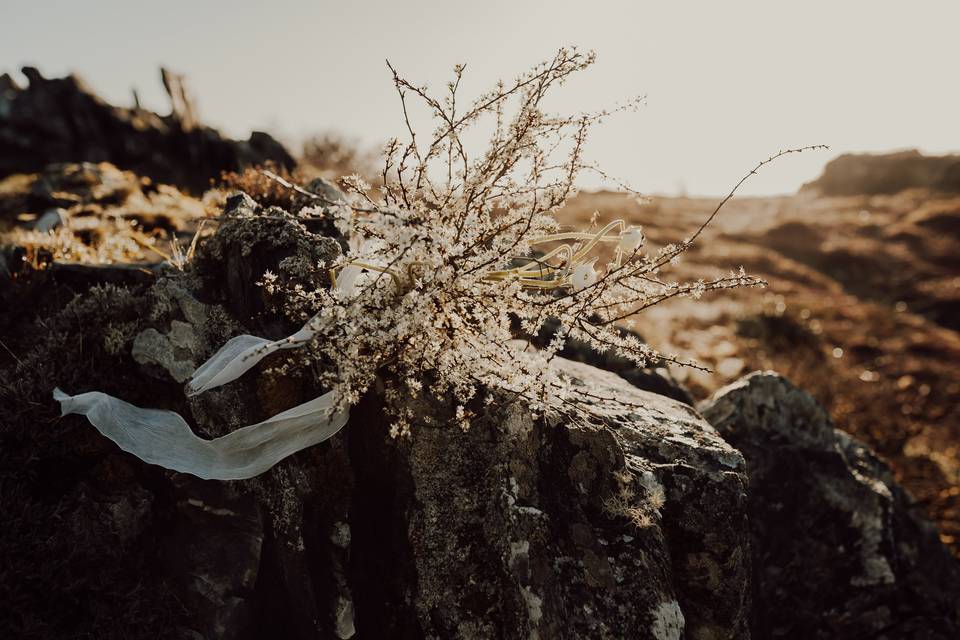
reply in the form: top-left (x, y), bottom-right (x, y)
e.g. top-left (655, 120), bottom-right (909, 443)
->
top-left (0, 162), bottom-right (209, 268)
top-left (217, 163), bottom-right (305, 210)
top-left (560, 188), bottom-right (960, 554)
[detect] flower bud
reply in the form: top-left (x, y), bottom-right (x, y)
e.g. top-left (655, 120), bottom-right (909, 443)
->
top-left (571, 259), bottom-right (599, 291)
top-left (335, 264), bottom-right (364, 297)
top-left (619, 226), bottom-right (645, 253)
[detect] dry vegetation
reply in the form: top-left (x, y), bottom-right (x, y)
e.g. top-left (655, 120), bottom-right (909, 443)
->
top-left (0, 162), bottom-right (209, 267)
top-left (561, 188), bottom-right (960, 553)
top-left (300, 132), bottom-right (379, 184)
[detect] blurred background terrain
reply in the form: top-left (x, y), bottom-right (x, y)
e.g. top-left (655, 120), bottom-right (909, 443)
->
top-left (561, 171), bottom-right (960, 555)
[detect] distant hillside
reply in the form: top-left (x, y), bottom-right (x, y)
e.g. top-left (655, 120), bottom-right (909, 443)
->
top-left (802, 150), bottom-right (960, 195)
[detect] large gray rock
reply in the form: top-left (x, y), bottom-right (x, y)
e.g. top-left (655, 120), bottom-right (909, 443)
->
top-left (131, 300), bottom-right (753, 639)
top-left (700, 372), bottom-right (960, 639)
top-left (337, 358), bottom-right (749, 639)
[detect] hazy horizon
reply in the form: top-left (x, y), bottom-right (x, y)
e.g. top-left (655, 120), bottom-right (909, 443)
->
top-left (4, 0), bottom-right (959, 196)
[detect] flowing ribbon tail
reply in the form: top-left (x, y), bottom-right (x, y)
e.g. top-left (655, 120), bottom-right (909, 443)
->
top-left (186, 315), bottom-right (320, 397)
top-left (54, 388), bottom-right (349, 480)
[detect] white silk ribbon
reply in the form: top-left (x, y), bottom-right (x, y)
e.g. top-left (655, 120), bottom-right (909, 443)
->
top-left (54, 387), bottom-right (348, 480)
top-left (53, 265), bottom-right (368, 479)
top-left (186, 315), bottom-right (321, 396)
top-left (54, 307), bottom-right (352, 479)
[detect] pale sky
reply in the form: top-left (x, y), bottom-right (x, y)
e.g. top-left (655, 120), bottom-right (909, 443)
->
top-left (4, 0), bottom-right (959, 195)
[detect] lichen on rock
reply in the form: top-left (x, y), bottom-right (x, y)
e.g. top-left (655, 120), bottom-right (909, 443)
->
top-left (700, 372), bottom-right (960, 639)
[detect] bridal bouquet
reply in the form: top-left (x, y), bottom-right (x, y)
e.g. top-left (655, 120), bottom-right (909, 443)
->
top-left (56, 48), bottom-right (797, 480)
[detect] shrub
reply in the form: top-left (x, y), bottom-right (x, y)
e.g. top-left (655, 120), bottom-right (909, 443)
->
top-left (265, 47), bottom-right (797, 434)
top-left (57, 47), bottom-right (821, 479)
top-left (300, 132), bottom-right (378, 183)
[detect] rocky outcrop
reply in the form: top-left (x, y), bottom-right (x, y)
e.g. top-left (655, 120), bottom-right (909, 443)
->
top-left (4, 197), bottom-right (960, 639)
top-left (0, 207), bottom-right (752, 639)
top-left (0, 68), bottom-right (294, 192)
top-left (700, 372), bottom-right (960, 639)
top-left (801, 150), bottom-right (960, 195)
top-left (195, 190), bottom-right (343, 324)
top-left (346, 358), bottom-right (749, 639)
top-left (3, 288), bottom-right (752, 638)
